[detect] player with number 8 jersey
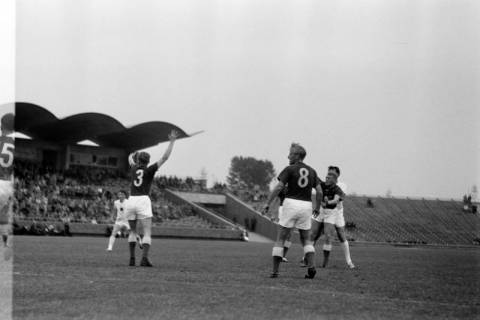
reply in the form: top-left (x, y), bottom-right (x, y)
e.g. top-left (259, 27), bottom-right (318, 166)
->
top-left (262, 143), bottom-right (323, 279)
top-left (125, 130), bottom-right (179, 267)
top-left (276, 159), bottom-right (318, 231)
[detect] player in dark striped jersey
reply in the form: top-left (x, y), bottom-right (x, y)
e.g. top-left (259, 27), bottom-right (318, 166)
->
top-left (126, 130), bottom-right (178, 267)
top-left (311, 166), bottom-right (354, 268)
top-left (0, 113), bottom-right (15, 261)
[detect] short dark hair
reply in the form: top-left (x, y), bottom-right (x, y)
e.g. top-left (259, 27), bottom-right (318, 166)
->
top-left (118, 190), bottom-right (127, 197)
top-left (137, 152), bottom-right (150, 165)
top-left (290, 143), bottom-right (307, 160)
top-left (1, 113), bottom-right (14, 132)
top-left (328, 166), bottom-right (340, 177)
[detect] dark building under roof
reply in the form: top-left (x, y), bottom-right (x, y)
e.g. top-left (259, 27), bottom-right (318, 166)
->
top-left (3, 102), bottom-right (196, 171)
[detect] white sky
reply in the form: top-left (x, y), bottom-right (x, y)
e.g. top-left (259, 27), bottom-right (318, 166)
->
top-left (9, 0), bottom-right (480, 198)
top-left (0, 1), bottom-right (14, 110)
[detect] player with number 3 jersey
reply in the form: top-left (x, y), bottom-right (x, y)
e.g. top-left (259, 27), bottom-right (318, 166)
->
top-left (126, 130), bottom-right (179, 267)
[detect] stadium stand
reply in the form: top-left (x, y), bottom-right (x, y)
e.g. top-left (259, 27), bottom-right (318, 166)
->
top-left (8, 102), bottom-right (246, 240)
top-left (231, 190), bottom-right (479, 246)
top-left (8, 103), bottom-right (478, 245)
top-left (11, 160), bottom-right (479, 245)
top-left (13, 161), bottom-right (229, 232)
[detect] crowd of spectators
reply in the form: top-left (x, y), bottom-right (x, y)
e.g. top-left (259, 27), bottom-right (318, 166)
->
top-left (12, 161), bottom-right (214, 225)
top-left (156, 176), bottom-right (202, 192)
top-left (12, 220), bottom-right (72, 237)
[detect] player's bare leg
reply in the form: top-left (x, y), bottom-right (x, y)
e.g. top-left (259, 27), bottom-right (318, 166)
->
top-left (271, 226), bottom-right (291, 277)
top-left (3, 232), bottom-right (12, 261)
top-left (282, 232), bottom-right (292, 262)
top-left (322, 223), bottom-right (336, 268)
top-left (136, 233), bottom-right (143, 249)
top-left (127, 219), bottom-right (138, 266)
top-left (310, 220), bottom-right (324, 246)
top-left (336, 226), bottom-right (354, 268)
top-left (138, 217), bottom-right (152, 267)
top-left (300, 220), bottom-right (323, 267)
top-left (1, 227), bottom-right (12, 261)
top-left (107, 225), bottom-right (120, 251)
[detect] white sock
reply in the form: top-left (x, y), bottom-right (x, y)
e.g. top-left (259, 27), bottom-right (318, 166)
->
top-left (340, 241), bottom-right (352, 264)
top-left (108, 235), bottom-right (115, 249)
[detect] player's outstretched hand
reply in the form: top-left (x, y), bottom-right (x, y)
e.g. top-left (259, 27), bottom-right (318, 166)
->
top-left (312, 209), bottom-right (319, 218)
top-left (168, 130), bottom-right (179, 141)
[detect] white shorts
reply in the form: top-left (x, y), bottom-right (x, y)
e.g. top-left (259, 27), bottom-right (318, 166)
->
top-left (279, 198), bottom-right (312, 230)
top-left (313, 207), bottom-right (345, 227)
top-left (0, 180), bottom-right (12, 203)
top-left (126, 195), bottom-right (153, 220)
top-left (114, 220), bottom-right (131, 230)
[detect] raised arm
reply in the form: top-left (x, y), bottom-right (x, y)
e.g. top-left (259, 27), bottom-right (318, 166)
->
top-left (155, 130), bottom-right (179, 168)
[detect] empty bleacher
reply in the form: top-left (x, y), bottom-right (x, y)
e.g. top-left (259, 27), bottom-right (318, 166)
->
top-left (343, 196), bottom-right (479, 245)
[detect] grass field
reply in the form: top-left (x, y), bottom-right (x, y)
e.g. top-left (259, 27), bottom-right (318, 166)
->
top-left (11, 236), bottom-right (480, 319)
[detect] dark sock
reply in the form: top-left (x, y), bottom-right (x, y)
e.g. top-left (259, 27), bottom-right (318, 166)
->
top-left (323, 250), bottom-right (330, 267)
top-left (305, 252), bottom-right (315, 268)
top-left (283, 247), bottom-right (289, 258)
top-left (142, 244), bottom-right (150, 259)
top-left (272, 256), bottom-right (282, 274)
top-left (2, 235), bottom-right (7, 246)
top-left (129, 242), bottom-right (136, 259)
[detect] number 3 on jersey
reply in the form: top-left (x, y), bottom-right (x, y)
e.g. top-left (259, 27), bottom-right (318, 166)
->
top-left (134, 169), bottom-right (144, 187)
top-left (297, 168), bottom-right (309, 188)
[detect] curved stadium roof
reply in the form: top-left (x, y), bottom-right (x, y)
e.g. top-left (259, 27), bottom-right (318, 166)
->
top-left (7, 102), bottom-right (192, 151)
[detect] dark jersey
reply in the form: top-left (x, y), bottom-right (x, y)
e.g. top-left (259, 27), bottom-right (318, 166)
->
top-left (277, 162), bottom-right (318, 202)
top-left (0, 135), bottom-right (14, 181)
top-left (320, 181), bottom-right (345, 209)
top-left (130, 163), bottom-right (158, 196)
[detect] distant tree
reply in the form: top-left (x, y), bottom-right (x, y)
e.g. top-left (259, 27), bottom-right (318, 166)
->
top-left (227, 156), bottom-right (275, 191)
